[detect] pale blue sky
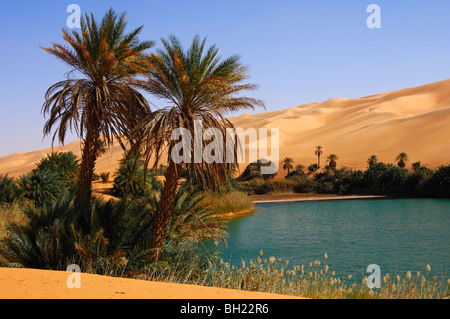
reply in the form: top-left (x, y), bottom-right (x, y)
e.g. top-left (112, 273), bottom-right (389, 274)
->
top-left (1, 0), bottom-right (449, 156)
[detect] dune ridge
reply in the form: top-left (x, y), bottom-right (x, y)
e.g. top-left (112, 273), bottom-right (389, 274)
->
top-left (2, 79), bottom-right (450, 177)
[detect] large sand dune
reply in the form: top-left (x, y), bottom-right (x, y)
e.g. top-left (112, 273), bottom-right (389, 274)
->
top-left (1, 79), bottom-right (450, 177)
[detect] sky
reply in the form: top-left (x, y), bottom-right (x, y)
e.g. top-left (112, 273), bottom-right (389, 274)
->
top-left (1, 0), bottom-right (450, 156)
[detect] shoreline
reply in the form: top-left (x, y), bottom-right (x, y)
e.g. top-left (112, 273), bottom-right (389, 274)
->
top-left (250, 193), bottom-right (386, 204)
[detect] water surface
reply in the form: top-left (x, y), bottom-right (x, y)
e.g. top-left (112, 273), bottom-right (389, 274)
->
top-left (212, 199), bottom-right (450, 278)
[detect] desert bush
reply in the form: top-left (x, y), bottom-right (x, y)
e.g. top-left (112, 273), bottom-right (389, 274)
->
top-left (238, 178), bottom-right (296, 195)
top-left (292, 176), bottom-right (318, 193)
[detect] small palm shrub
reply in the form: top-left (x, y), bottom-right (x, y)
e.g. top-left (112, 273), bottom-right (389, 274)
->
top-left (99, 172), bottom-right (110, 182)
top-left (113, 151), bottom-right (162, 198)
top-left (0, 175), bottom-right (20, 204)
top-left (17, 170), bottom-right (68, 207)
top-left (35, 152), bottom-right (80, 182)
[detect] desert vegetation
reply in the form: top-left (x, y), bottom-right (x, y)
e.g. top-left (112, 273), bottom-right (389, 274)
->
top-left (238, 153), bottom-right (450, 198)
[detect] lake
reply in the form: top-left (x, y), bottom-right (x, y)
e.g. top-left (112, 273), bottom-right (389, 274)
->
top-left (210, 198), bottom-right (450, 279)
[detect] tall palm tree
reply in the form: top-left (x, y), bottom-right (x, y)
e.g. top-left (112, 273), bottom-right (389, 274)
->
top-left (326, 154), bottom-right (339, 170)
top-left (367, 155), bottom-right (378, 168)
top-left (395, 152), bottom-right (409, 168)
top-left (315, 145), bottom-right (323, 167)
top-left (282, 157), bottom-right (294, 175)
top-left (137, 35), bottom-right (264, 260)
top-left (41, 9), bottom-right (154, 218)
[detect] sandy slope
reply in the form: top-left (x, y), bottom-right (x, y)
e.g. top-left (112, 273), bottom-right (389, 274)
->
top-left (0, 267), bottom-right (301, 299)
top-left (1, 79), bottom-right (450, 177)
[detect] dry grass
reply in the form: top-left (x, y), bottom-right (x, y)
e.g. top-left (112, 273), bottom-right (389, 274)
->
top-left (0, 202), bottom-right (28, 240)
top-left (0, 201), bottom-right (29, 265)
top-left (198, 191), bottom-right (254, 215)
top-left (196, 252), bottom-right (449, 299)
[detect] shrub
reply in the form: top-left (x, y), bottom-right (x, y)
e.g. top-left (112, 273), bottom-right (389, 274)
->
top-left (0, 174), bottom-right (20, 204)
top-left (17, 170), bottom-right (68, 207)
top-left (35, 152), bottom-right (80, 182)
top-left (238, 178), bottom-right (296, 195)
top-left (113, 151), bottom-right (162, 198)
top-left (426, 164), bottom-right (450, 197)
top-left (99, 172), bottom-right (110, 182)
top-left (292, 176), bottom-right (318, 193)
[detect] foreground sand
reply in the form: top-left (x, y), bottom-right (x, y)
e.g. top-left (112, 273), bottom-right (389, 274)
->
top-left (2, 79), bottom-right (450, 177)
top-left (0, 268), bottom-right (302, 299)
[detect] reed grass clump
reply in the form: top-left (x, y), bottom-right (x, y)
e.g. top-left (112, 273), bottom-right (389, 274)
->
top-left (157, 251), bottom-right (449, 299)
top-left (198, 191), bottom-right (254, 215)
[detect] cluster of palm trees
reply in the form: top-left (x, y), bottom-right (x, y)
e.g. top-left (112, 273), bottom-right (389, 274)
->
top-left (41, 9), bottom-right (263, 260)
top-left (282, 146), bottom-right (339, 177)
top-left (282, 147), bottom-right (415, 178)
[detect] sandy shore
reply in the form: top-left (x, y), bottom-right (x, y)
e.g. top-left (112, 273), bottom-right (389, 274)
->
top-left (0, 267), bottom-right (302, 299)
top-left (251, 193), bottom-right (386, 204)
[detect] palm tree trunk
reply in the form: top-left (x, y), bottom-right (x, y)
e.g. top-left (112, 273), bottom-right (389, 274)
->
top-left (74, 123), bottom-right (100, 226)
top-left (149, 160), bottom-right (181, 261)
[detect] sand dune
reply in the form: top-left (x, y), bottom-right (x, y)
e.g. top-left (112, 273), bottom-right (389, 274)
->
top-left (1, 79), bottom-right (450, 177)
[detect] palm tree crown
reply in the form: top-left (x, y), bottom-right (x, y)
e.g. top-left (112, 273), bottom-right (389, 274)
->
top-left (395, 152), bottom-right (409, 168)
top-left (327, 154), bottom-right (339, 169)
top-left (282, 157), bottom-right (294, 175)
top-left (367, 155), bottom-right (378, 167)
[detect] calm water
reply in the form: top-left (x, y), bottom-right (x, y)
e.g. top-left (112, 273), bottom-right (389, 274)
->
top-left (210, 199), bottom-right (450, 278)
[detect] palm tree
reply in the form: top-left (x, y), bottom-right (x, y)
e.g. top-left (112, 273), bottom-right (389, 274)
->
top-left (41, 9), bottom-right (154, 218)
top-left (326, 154), bottom-right (339, 170)
top-left (395, 152), bottom-right (409, 168)
top-left (412, 161), bottom-right (421, 171)
top-left (367, 155), bottom-right (378, 168)
top-left (315, 145), bottom-right (323, 167)
top-left (282, 157), bottom-right (294, 175)
top-left (137, 35), bottom-right (264, 260)
top-left (295, 164), bottom-right (305, 174)
top-left (308, 163), bottom-right (319, 175)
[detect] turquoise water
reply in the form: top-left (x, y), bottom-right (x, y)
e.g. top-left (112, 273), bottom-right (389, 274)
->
top-left (210, 199), bottom-right (450, 278)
